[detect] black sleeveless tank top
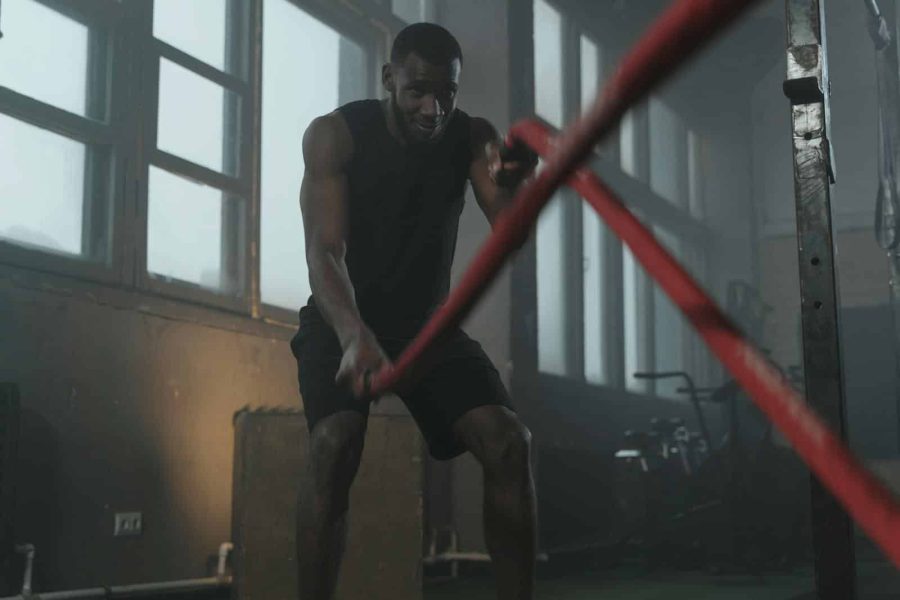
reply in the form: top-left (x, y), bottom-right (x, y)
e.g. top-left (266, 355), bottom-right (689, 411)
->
top-left (309, 99), bottom-right (472, 339)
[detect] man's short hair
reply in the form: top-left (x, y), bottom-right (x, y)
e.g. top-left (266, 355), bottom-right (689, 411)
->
top-left (390, 23), bottom-right (463, 67)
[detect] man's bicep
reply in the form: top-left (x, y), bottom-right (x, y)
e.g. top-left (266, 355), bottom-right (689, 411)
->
top-left (300, 117), bottom-right (350, 256)
top-left (300, 174), bottom-right (348, 254)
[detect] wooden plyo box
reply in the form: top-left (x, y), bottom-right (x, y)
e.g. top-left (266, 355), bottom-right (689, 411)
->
top-left (231, 407), bottom-right (423, 600)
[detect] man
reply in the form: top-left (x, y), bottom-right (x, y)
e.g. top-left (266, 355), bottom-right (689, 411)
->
top-left (291, 22), bottom-right (538, 600)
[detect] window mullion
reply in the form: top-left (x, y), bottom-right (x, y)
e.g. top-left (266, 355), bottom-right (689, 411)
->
top-left (0, 88), bottom-right (113, 143)
top-left (247, 0), bottom-right (263, 318)
top-left (219, 0), bottom-right (251, 305)
top-left (634, 103), bottom-right (655, 394)
top-left (133, 0), bottom-right (155, 292)
top-left (561, 18), bottom-right (584, 380)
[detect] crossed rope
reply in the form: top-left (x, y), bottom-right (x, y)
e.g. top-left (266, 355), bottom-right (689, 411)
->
top-left (370, 0), bottom-right (900, 569)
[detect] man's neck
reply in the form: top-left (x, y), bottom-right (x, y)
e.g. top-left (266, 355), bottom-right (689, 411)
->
top-left (381, 99), bottom-right (409, 147)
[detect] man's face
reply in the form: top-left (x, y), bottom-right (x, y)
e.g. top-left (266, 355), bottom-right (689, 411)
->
top-left (384, 52), bottom-right (461, 145)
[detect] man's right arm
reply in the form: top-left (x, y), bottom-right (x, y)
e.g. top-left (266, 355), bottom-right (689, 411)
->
top-left (300, 113), bottom-right (389, 396)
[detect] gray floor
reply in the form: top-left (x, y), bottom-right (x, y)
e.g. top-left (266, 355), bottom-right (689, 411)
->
top-left (424, 561), bottom-right (899, 600)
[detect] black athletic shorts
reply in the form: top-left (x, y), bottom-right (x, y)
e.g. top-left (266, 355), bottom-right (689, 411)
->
top-left (290, 305), bottom-right (514, 460)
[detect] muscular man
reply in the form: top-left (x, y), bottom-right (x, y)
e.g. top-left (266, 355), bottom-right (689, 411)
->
top-left (291, 23), bottom-right (537, 600)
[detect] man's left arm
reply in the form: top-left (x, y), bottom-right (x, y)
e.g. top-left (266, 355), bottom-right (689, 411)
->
top-left (469, 117), bottom-right (538, 228)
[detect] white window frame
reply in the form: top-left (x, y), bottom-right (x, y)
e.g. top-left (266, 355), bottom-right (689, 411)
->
top-left (529, 0), bottom-right (715, 396)
top-left (0, 0), bottom-right (401, 333)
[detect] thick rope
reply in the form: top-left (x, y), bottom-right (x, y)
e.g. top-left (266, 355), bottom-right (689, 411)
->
top-left (513, 118), bottom-right (900, 569)
top-left (371, 0), bottom-right (763, 395)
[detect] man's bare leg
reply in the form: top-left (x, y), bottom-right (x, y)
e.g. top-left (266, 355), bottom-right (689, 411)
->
top-left (455, 406), bottom-right (536, 600)
top-left (297, 411), bottom-right (366, 600)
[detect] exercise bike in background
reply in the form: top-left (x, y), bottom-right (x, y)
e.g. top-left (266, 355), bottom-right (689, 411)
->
top-left (612, 366), bottom-right (810, 573)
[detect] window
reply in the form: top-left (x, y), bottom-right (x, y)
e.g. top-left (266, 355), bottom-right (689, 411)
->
top-left (580, 33), bottom-right (607, 384)
top-left (153, 0), bottom-right (229, 73)
top-left (259, 0), bottom-right (370, 312)
top-left (653, 228), bottom-right (684, 398)
top-left (688, 130), bottom-right (705, 219)
top-left (529, 3), bottom-right (712, 395)
top-left (649, 98), bottom-right (687, 207)
top-left (0, 0), bottom-right (93, 117)
top-left (0, 0), bottom-right (385, 322)
top-left (147, 167), bottom-right (241, 292)
top-left (533, 0), bottom-right (564, 129)
top-left (620, 110), bottom-right (638, 177)
top-left (534, 0), bottom-right (570, 375)
top-left (156, 58), bottom-right (239, 175)
top-left (0, 0), bottom-right (112, 266)
top-left (580, 35), bottom-right (601, 113)
top-left (144, 0), bottom-right (248, 301)
top-left (537, 192), bottom-right (570, 376)
top-left (623, 244), bottom-right (649, 392)
top-left (1, 115), bottom-right (88, 257)
top-left (583, 204), bottom-right (606, 384)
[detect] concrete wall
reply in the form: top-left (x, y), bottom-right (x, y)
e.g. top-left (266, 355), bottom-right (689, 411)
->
top-left (0, 269), bottom-right (298, 590)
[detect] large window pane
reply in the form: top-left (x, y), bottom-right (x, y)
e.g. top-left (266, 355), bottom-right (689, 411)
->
top-left (534, 0), bottom-right (564, 128)
top-left (623, 244), bottom-right (646, 392)
top-left (620, 110), bottom-right (638, 177)
top-left (649, 98), bottom-right (687, 206)
top-left (688, 130), bottom-right (705, 219)
top-left (537, 194), bottom-right (568, 376)
top-left (147, 167), bottom-right (236, 291)
top-left (157, 58), bottom-right (238, 174)
top-left (653, 228), bottom-right (684, 398)
top-left (580, 35), bottom-right (601, 114)
top-left (153, 0), bottom-right (228, 72)
top-left (260, 0), bottom-right (368, 310)
top-left (0, 114), bottom-right (85, 257)
top-left (0, 0), bottom-right (90, 116)
top-left (583, 204), bottom-right (606, 384)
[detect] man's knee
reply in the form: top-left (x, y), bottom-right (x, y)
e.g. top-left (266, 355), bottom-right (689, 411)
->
top-left (309, 411), bottom-right (366, 487)
top-left (474, 415), bottom-right (533, 477)
top-left (492, 423), bottom-right (532, 472)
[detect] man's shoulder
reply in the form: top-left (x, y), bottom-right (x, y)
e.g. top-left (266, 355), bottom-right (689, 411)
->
top-left (303, 110), bottom-right (354, 167)
top-left (336, 99), bottom-right (382, 132)
top-left (466, 115), bottom-right (500, 152)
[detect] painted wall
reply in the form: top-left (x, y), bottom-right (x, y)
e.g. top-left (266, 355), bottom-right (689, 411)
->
top-left (0, 270), bottom-right (298, 590)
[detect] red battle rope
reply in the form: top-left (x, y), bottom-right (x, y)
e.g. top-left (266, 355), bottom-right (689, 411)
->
top-left (372, 0), bottom-right (764, 393)
top-left (369, 0), bottom-right (900, 568)
top-left (512, 119), bottom-right (900, 569)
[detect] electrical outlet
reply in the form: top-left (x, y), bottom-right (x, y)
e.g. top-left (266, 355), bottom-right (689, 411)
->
top-left (114, 512), bottom-right (143, 537)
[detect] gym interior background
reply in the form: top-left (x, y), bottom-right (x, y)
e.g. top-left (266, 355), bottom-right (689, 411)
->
top-left (1, 0), bottom-right (899, 598)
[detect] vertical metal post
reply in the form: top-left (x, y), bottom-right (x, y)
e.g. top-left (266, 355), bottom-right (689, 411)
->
top-left (783, 1), bottom-right (857, 598)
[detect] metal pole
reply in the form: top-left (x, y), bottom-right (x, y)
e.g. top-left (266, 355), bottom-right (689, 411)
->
top-left (783, 1), bottom-right (857, 598)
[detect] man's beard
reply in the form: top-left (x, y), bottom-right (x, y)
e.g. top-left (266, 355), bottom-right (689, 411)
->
top-left (392, 99), bottom-right (445, 146)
